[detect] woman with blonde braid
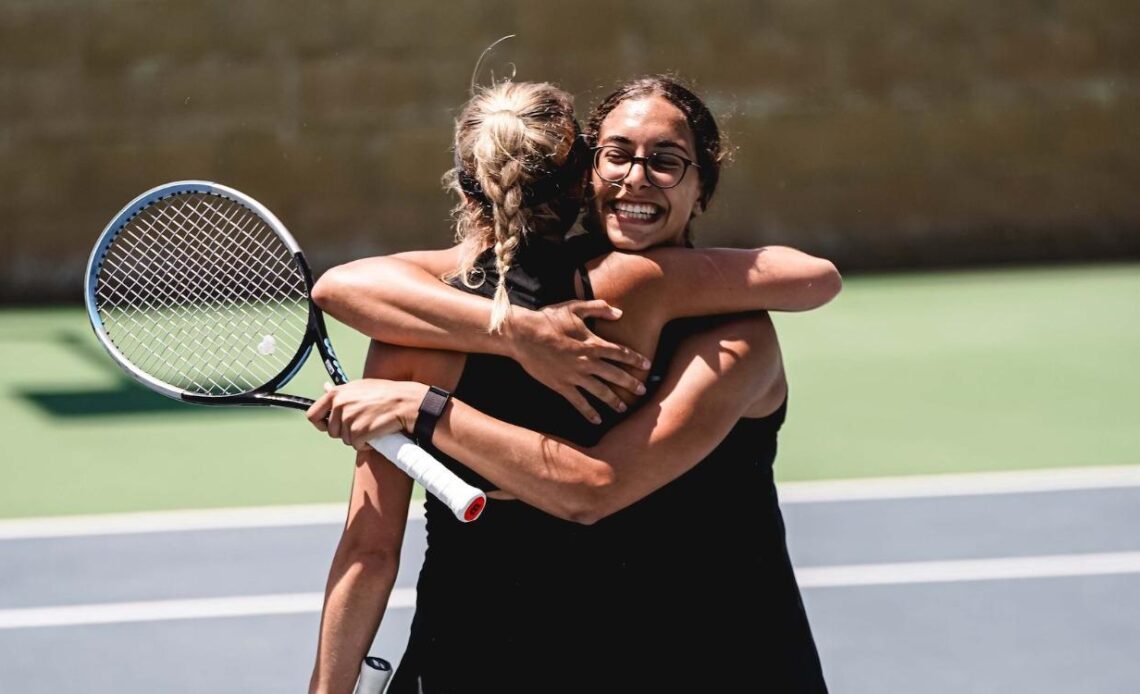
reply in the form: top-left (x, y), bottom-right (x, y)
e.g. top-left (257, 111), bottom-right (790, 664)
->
top-left (309, 78), bottom-right (837, 693)
top-left (309, 81), bottom-right (611, 694)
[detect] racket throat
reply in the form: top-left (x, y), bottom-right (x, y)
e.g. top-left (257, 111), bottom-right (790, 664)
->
top-left (180, 392), bottom-right (315, 411)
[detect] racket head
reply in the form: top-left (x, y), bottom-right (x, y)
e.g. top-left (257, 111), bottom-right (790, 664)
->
top-left (85, 181), bottom-right (320, 405)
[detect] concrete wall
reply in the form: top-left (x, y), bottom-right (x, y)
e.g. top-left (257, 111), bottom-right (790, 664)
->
top-left (3, 0), bottom-right (1138, 301)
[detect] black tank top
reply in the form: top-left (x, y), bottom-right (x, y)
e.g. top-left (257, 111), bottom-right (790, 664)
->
top-left (391, 234), bottom-right (611, 694)
top-left (390, 232), bottom-right (827, 693)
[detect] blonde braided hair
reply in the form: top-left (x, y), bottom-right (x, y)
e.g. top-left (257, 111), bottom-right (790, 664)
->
top-left (444, 81), bottom-right (582, 333)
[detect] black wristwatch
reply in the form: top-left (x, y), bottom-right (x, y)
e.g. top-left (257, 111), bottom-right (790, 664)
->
top-left (414, 386), bottom-right (452, 447)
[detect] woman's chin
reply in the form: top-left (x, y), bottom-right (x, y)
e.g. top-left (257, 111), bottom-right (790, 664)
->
top-left (606, 232), bottom-right (650, 252)
top-left (604, 220), bottom-right (654, 251)
top-left (605, 223), bottom-right (685, 252)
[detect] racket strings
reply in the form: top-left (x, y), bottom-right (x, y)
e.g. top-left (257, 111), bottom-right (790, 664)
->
top-left (146, 199), bottom-right (307, 354)
top-left (102, 218), bottom-right (269, 391)
top-left (94, 192), bottom-right (310, 396)
top-left (101, 206), bottom-right (271, 391)
top-left (103, 252), bottom-right (258, 394)
top-left (100, 195), bottom-right (306, 393)
top-left (144, 194), bottom-right (310, 385)
top-left (160, 199), bottom-right (310, 385)
top-left (98, 207), bottom-right (283, 394)
top-left (122, 205), bottom-right (298, 354)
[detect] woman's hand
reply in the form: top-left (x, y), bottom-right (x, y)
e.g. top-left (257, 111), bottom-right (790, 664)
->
top-left (505, 300), bottom-right (650, 424)
top-left (306, 379), bottom-right (429, 450)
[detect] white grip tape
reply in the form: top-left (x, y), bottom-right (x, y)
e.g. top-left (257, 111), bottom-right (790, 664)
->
top-left (368, 433), bottom-right (486, 522)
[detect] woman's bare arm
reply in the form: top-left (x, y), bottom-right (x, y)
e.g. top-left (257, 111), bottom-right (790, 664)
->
top-left (312, 246), bottom-right (504, 357)
top-left (309, 347), bottom-right (417, 694)
top-left (309, 313), bottom-right (784, 525)
top-left (315, 245), bottom-right (838, 343)
top-left (595, 245), bottom-right (842, 321)
top-left (310, 452), bottom-right (412, 694)
top-left (312, 242), bottom-right (836, 419)
top-left (312, 246), bottom-right (649, 420)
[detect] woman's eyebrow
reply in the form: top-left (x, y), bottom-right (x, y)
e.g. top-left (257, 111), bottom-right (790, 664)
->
top-left (601, 134), bottom-right (692, 155)
top-left (654, 139), bottom-right (692, 155)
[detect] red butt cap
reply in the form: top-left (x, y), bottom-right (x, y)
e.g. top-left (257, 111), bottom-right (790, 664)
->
top-left (464, 496), bottom-right (486, 522)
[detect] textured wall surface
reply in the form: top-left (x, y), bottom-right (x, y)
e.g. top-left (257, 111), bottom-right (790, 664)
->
top-left (3, 0), bottom-right (1138, 300)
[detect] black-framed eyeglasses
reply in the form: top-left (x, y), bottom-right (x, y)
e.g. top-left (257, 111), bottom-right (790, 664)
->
top-left (591, 145), bottom-right (699, 190)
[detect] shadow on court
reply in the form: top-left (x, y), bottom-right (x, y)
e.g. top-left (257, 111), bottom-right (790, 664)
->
top-left (15, 331), bottom-right (216, 418)
top-left (20, 386), bottom-right (199, 418)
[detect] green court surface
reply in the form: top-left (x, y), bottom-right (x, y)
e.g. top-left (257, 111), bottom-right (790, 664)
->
top-left (1, 263), bottom-right (1137, 519)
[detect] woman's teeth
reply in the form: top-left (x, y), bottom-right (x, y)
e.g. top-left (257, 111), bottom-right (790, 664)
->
top-left (613, 202), bottom-right (659, 221)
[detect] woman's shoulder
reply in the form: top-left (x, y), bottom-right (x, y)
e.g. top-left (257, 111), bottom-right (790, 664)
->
top-left (588, 243), bottom-right (721, 304)
top-left (586, 249), bottom-right (668, 303)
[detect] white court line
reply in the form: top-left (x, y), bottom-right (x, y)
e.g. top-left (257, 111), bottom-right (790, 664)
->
top-left (0, 504), bottom-right (425, 540)
top-left (0, 465), bottom-right (1136, 540)
top-left (3, 552), bottom-right (1139, 630)
top-left (778, 464), bottom-right (1140, 504)
top-left (797, 551), bottom-right (1140, 588)
top-left (0, 589), bottom-right (417, 630)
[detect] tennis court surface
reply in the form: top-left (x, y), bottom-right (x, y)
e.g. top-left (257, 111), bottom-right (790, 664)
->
top-left (3, 472), bottom-right (1140, 692)
top-left (2, 264), bottom-right (1137, 691)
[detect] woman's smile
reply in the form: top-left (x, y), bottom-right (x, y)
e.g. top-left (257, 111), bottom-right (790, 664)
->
top-left (609, 199), bottom-right (665, 224)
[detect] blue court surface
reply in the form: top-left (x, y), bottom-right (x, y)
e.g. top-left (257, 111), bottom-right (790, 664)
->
top-left (2, 468), bottom-right (1139, 693)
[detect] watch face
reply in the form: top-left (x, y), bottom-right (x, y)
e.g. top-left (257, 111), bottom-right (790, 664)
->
top-left (415, 386), bottom-right (452, 447)
top-left (424, 387), bottom-right (451, 415)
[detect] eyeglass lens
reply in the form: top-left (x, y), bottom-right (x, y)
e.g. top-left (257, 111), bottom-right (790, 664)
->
top-left (593, 146), bottom-right (691, 189)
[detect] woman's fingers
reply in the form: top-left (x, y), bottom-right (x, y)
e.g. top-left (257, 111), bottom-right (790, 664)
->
top-left (307, 381), bottom-right (409, 448)
top-left (305, 389), bottom-right (334, 432)
top-left (569, 299), bottom-right (623, 321)
top-left (566, 301), bottom-right (650, 369)
top-left (521, 299), bottom-right (650, 420)
top-left (326, 398), bottom-right (343, 440)
top-left (594, 340), bottom-right (652, 370)
top-left (351, 438), bottom-right (373, 452)
top-left (576, 376), bottom-right (628, 416)
top-left (340, 409), bottom-right (355, 448)
top-left (588, 356), bottom-right (648, 395)
top-left (558, 386), bottom-right (602, 424)
top-left (348, 421), bottom-right (375, 451)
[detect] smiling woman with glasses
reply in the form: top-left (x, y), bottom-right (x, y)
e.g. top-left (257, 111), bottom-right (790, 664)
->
top-left (306, 75), bottom-right (837, 694)
top-left (591, 144), bottom-right (700, 189)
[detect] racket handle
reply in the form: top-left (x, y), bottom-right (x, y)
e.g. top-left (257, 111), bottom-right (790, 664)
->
top-left (368, 433), bottom-right (487, 522)
top-left (354, 656), bottom-right (392, 694)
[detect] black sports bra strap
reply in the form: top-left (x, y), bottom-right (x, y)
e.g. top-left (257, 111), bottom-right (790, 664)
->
top-left (577, 264), bottom-right (595, 301)
top-left (566, 231), bottom-right (609, 329)
top-left (576, 264), bottom-right (596, 332)
top-left (565, 232), bottom-right (611, 304)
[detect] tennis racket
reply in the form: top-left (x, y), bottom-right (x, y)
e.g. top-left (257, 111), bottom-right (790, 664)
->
top-left (84, 180), bottom-right (487, 523)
